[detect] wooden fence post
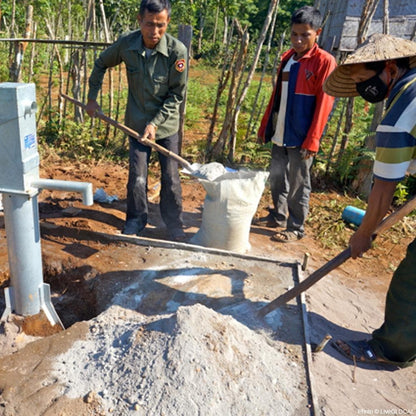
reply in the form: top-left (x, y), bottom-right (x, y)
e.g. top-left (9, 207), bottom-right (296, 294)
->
top-left (244, 3), bottom-right (279, 141)
top-left (178, 24), bottom-right (192, 155)
top-left (10, 4), bottom-right (32, 82)
top-left (99, 0), bottom-right (113, 144)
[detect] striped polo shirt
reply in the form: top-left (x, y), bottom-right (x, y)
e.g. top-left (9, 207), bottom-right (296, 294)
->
top-left (374, 68), bottom-right (416, 181)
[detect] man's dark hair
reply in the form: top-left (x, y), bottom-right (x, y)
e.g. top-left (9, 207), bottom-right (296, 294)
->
top-left (291, 6), bottom-right (322, 30)
top-left (139, 0), bottom-right (171, 17)
top-left (365, 57), bottom-right (410, 73)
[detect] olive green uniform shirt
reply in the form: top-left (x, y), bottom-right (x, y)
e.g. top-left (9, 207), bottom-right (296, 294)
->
top-left (88, 30), bottom-right (187, 140)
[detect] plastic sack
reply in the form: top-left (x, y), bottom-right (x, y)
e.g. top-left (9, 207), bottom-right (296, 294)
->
top-left (93, 188), bottom-right (119, 203)
top-left (190, 170), bottom-right (269, 253)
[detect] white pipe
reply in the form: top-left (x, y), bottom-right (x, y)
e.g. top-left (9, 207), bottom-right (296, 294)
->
top-left (32, 179), bottom-right (93, 206)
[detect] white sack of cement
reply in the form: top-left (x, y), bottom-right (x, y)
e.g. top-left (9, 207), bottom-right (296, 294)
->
top-left (190, 170), bottom-right (269, 253)
top-left (182, 162), bottom-right (227, 181)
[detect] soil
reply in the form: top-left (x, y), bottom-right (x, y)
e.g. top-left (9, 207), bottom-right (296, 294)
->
top-left (0, 154), bottom-right (415, 415)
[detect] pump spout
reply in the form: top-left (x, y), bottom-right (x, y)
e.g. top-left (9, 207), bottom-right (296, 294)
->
top-left (32, 179), bottom-right (93, 206)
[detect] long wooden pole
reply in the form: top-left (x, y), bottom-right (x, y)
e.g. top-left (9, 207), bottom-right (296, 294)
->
top-left (258, 195), bottom-right (416, 317)
top-left (0, 38), bottom-right (111, 47)
top-left (61, 94), bottom-right (196, 172)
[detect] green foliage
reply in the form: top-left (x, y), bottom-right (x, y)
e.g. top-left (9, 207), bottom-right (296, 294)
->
top-left (317, 97), bottom-right (375, 188)
top-left (100, 0), bottom-right (140, 35)
top-left (306, 195), bottom-right (352, 249)
top-left (394, 182), bottom-right (409, 206)
top-left (402, 176), bottom-right (416, 198)
top-left (0, 47), bottom-right (9, 82)
top-left (251, 0), bottom-right (314, 40)
top-left (38, 113), bottom-right (128, 162)
top-left (172, 0), bottom-right (258, 55)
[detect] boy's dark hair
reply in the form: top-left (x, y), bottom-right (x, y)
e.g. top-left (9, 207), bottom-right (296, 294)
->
top-left (365, 57), bottom-right (410, 73)
top-left (140, 0), bottom-right (171, 17)
top-left (291, 6), bottom-right (322, 30)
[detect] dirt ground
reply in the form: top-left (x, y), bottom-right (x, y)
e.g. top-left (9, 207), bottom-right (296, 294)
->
top-left (0, 154), bottom-right (415, 415)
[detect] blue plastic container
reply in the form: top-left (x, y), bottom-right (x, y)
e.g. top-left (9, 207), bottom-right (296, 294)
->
top-left (342, 205), bottom-right (366, 226)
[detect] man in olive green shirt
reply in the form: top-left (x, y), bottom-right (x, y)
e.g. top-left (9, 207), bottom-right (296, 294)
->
top-left (86, 0), bottom-right (188, 241)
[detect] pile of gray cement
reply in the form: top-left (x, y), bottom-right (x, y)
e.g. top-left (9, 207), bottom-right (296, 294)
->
top-left (52, 304), bottom-right (308, 415)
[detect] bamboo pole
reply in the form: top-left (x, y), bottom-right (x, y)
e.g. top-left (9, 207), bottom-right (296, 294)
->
top-left (271, 31), bottom-right (286, 89)
top-left (336, 97), bottom-right (354, 167)
top-left (0, 38), bottom-right (111, 47)
top-left (206, 19), bottom-right (236, 154)
top-left (383, 0), bottom-right (389, 35)
top-left (244, 4), bottom-right (279, 141)
top-left (357, 0), bottom-right (380, 44)
top-left (99, 0), bottom-right (113, 144)
top-left (325, 98), bottom-right (346, 175)
top-left (8, 0), bottom-right (16, 80)
top-left (45, 19), bottom-right (65, 124)
top-left (114, 65), bottom-right (123, 142)
top-left (211, 19), bottom-right (246, 159)
top-left (10, 4), bottom-right (33, 82)
top-left (227, 0), bottom-right (281, 160)
top-left (28, 21), bottom-right (37, 83)
top-left (177, 24), bottom-right (192, 155)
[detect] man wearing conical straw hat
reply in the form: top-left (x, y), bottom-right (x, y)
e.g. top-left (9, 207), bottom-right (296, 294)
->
top-left (324, 33), bottom-right (416, 369)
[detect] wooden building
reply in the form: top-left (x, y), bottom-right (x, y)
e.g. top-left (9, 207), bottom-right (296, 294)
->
top-left (316, 0), bottom-right (416, 55)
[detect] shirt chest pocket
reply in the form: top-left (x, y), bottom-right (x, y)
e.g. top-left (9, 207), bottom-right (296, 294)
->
top-left (152, 74), bottom-right (169, 96)
top-left (126, 66), bottom-right (142, 92)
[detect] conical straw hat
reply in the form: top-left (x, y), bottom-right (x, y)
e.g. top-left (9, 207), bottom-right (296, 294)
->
top-left (324, 33), bottom-right (416, 97)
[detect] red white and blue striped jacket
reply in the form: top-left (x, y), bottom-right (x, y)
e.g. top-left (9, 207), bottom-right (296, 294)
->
top-left (258, 43), bottom-right (336, 153)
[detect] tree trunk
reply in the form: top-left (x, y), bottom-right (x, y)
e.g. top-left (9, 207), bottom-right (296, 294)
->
top-left (365, 101), bottom-right (384, 151)
top-left (352, 0), bottom-right (381, 196)
top-left (213, 6), bottom-right (219, 43)
top-left (71, 50), bottom-right (84, 123)
top-left (28, 21), bottom-right (37, 83)
top-left (206, 20), bottom-right (236, 154)
top-left (8, 0), bottom-right (16, 80)
top-left (10, 4), bottom-right (33, 82)
top-left (82, 0), bottom-right (95, 106)
top-left (357, 0), bottom-right (380, 44)
top-left (227, 29), bottom-right (249, 162)
top-left (99, 0), bottom-right (113, 143)
top-left (222, 16), bottom-right (229, 45)
top-left (45, 19), bottom-right (65, 124)
top-left (337, 97), bottom-right (354, 166)
top-left (324, 98), bottom-right (345, 174)
top-left (383, 0), bottom-right (389, 34)
top-left (244, 3), bottom-right (278, 141)
top-left (197, 11), bottom-right (204, 53)
top-left (210, 20), bottom-right (246, 159)
top-left (178, 24), bottom-right (192, 155)
top-left (228, 0), bottom-right (281, 161)
top-left (271, 30), bottom-right (285, 89)
top-left (209, 0), bottom-right (281, 161)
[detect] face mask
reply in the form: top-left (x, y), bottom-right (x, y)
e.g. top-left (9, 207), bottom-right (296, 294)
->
top-left (356, 72), bottom-right (389, 103)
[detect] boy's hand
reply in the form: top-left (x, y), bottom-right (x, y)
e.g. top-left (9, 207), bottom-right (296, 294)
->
top-left (300, 149), bottom-right (316, 160)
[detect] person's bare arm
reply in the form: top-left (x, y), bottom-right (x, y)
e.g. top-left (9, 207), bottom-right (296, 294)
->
top-left (349, 178), bottom-right (398, 258)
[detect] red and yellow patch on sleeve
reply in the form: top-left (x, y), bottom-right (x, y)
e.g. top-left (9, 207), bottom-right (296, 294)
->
top-left (175, 59), bottom-right (186, 73)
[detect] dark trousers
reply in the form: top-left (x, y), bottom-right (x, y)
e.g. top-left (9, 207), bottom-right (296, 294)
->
top-left (369, 237), bottom-right (416, 367)
top-left (269, 145), bottom-right (313, 234)
top-left (126, 134), bottom-right (183, 230)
